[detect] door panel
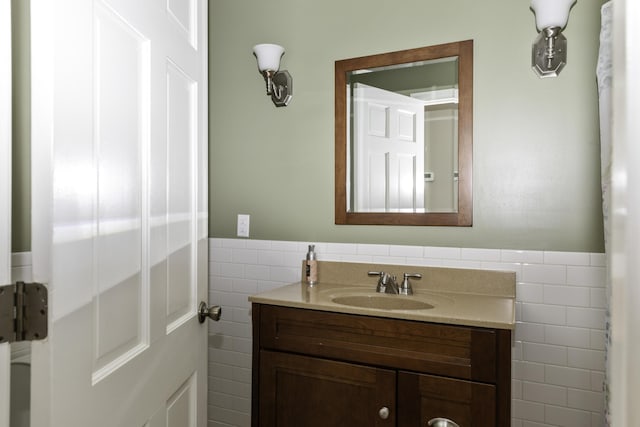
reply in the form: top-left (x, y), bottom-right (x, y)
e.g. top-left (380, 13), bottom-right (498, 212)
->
top-left (166, 60), bottom-right (197, 332)
top-left (166, 373), bottom-right (197, 427)
top-left (166, 0), bottom-right (197, 49)
top-left (29, 0), bottom-right (208, 425)
top-left (0, 0), bottom-right (11, 425)
top-left (94, 5), bottom-right (149, 369)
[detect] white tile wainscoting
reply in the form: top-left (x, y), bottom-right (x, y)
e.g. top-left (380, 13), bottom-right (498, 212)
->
top-left (207, 238), bottom-right (607, 427)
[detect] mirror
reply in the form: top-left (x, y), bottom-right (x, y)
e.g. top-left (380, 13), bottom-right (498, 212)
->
top-left (335, 40), bottom-right (473, 226)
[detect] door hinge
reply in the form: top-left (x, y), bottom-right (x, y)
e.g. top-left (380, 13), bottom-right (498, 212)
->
top-left (0, 281), bottom-right (48, 343)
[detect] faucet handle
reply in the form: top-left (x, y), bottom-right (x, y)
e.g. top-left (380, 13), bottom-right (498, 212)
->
top-left (369, 271), bottom-right (394, 293)
top-left (368, 271), bottom-right (394, 282)
top-left (368, 271), bottom-right (385, 288)
top-left (399, 273), bottom-right (422, 295)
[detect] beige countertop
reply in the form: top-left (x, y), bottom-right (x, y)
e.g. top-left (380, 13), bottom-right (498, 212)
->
top-left (249, 261), bottom-right (516, 330)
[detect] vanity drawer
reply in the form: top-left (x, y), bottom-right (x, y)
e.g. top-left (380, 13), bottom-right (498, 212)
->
top-left (255, 304), bottom-right (501, 382)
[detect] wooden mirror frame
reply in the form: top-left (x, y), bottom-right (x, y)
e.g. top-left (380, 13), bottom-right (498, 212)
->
top-left (335, 40), bottom-right (473, 226)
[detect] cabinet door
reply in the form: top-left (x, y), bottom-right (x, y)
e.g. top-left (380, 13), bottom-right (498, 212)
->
top-left (398, 371), bottom-right (496, 427)
top-left (259, 350), bottom-right (396, 427)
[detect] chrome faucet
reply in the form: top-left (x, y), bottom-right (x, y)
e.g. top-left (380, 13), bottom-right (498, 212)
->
top-left (369, 271), bottom-right (422, 295)
top-left (368, 271), bottom-right (398, 294)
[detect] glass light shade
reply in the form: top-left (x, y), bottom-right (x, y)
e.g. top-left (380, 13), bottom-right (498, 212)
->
top-left (252, 43), bottom-right (285, 72)
top-left (530, 0), bottom-right (576, 30)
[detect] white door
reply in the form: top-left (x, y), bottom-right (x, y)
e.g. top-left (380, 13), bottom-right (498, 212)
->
top-left (353, 83), bottom-right (425, 212)
top-left (29, 0), bottom-right (209, 425)
top-left (0, 1), bottom-right (13, 425)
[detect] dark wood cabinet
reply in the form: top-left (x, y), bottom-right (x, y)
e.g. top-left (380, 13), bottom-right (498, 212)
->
top-left (259, 351), bottom-right (396, 426)
top-left (252, 304), bottom-right (511, 427)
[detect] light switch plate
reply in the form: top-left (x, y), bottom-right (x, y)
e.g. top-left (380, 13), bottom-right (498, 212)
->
top-left (237, 214), bottom-right (250, 237)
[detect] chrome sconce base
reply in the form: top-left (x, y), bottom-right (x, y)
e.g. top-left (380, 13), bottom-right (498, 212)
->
top-left (529, 0), bottom-right (575, 78)
top-left (262, 70), bottom-right (293, 107)
top-left (532, 26), bottom-right (567, 78)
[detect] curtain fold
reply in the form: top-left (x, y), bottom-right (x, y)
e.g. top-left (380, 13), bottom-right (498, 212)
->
top-left (596, 1), bottom-right (612, 425)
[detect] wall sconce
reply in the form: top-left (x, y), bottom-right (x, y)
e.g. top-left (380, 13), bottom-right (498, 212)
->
top-left (530, 0), bottom-right (576, 78)
top-left (252, 43), bottom-right (293, 107)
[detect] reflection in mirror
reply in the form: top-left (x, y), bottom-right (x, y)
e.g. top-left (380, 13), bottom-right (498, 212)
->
top-left (348, 57), bottom-right (459, 213)
top-left (335, 40), bottom-right (473, 226)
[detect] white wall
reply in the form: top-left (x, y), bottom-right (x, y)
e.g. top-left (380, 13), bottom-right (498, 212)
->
top-left (610, 0), bottom-right (640, 424)
top-left (207, 238), bottom-right (606, 427)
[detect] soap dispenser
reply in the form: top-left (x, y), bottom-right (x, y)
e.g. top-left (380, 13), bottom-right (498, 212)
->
top-left (305, 245), bottom-right (318, 285)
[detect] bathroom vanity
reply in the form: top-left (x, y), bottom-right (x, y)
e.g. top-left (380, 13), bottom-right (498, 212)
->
top-left (249, 262), bottom-right (515, 427)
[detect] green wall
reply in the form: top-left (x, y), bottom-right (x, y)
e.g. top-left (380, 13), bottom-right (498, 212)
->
top-left (11, 0), bottom-right (606, 253)
top-left (209, 0), bottom-right (606, 252)
top-left (11, 0), bottom-right (30, 253)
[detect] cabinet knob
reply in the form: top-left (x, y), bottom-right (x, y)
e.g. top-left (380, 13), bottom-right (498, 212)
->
top-left (427, 417), bottom-right (460, 427)
top-left (378, 406), bottom-right (390, 420)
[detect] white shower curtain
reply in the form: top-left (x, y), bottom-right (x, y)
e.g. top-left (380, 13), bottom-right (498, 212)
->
top-left (596, 1), bottom-right (612, 425)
